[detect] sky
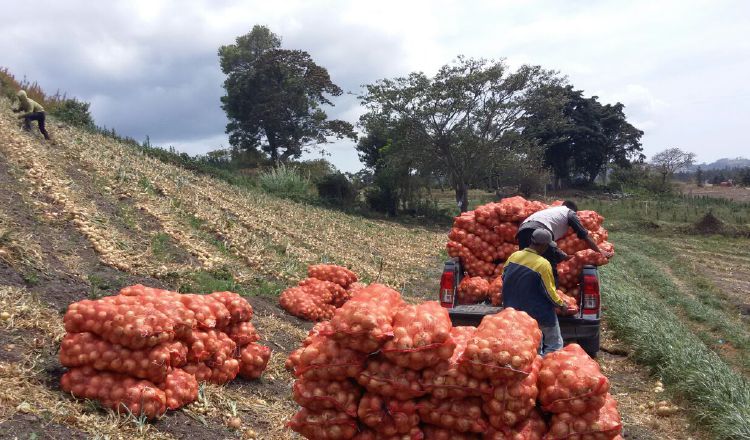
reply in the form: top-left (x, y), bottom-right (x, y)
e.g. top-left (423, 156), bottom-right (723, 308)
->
top-left (2, 0), bottom-right (748, 172)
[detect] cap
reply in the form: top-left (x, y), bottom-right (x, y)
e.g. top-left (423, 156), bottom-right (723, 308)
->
top-left (531, 228), bottom-right (554, 246)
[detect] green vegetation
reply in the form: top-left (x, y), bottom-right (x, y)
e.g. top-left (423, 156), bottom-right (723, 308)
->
top-left (601, 248), bottom-right (750, 440)
top-left (257, 164), bottom-right (313, 202)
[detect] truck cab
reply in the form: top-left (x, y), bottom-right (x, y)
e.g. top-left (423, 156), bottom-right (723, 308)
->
top-left (438, 257), bottom-right (601, 357)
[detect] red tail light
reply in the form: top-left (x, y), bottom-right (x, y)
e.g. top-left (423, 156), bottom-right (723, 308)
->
top-left (439, 271), bottom-right (455, 308)
top-left (582, 274), bottom-right (600, 317)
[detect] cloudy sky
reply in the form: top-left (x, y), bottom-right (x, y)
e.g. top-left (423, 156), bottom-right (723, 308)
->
top-left (2, 0), bottom-right (748, 172)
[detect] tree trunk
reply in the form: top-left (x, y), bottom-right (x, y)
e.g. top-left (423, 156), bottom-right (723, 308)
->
top-left (455, 182), bottom-right (469, 213)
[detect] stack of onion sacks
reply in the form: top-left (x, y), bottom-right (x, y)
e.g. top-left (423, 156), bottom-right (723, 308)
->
top-left (482, 356), bottom-right (542, 429)
top-left (330, 284), bottom-right (405, 353)
top-left (421, 327), bottom-right (491, 400)
top-left (546, 394), bottom-right (622, 440)
top-left (459, 308), bottom-right (541, 382)
top-left (538, 344), bottom-right (610, 415)
top-left (280, 264), bottom-right (362, 321)
top-left (381, 302), bottom-right (455, 370)
top-left (60, 285), bottom-right (269, 419)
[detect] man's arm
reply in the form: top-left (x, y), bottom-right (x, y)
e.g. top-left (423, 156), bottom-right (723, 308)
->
top-left (539, 261), bottom-right (563, 307)
top-left (569, 211), bottom-right (613, 258)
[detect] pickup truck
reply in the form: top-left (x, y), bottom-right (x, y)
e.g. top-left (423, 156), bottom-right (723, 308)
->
top-left (438, 257), bottom-right (601, 357)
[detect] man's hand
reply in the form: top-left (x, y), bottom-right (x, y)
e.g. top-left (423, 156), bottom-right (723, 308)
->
top-left (600, 250), bottom-right (614, 259)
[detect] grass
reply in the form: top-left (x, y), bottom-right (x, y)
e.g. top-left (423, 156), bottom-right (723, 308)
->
top-left (601, 255), bottom-right (750, 439)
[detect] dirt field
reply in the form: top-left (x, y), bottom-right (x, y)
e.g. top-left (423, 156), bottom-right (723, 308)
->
top-left (0, 99), bottom-right (708, 439)
top-left (681, 183), bottom-right (750, 202)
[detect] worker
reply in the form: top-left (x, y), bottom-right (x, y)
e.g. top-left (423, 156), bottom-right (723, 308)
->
top-left (502, 228), bottom-right (563, 355)
top-left (516, 200), bottom-right (613, 279)
top-left (13, 90), bottom-right (50, 140)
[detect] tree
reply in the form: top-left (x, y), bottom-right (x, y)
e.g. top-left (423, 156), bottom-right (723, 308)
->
top-left (695, 166), bottom-right (704, 187)
top-left (359, 57), bottom-right (560, 212)
top-left (651, 148), bottom-right (696, 184)
top-left (523, 85), bottom-right (644, 186)
top-left (219, 25), bottom-right (355, 163)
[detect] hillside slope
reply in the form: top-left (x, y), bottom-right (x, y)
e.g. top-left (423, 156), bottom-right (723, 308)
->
top-left (0, 98), bottom-right (445, 439)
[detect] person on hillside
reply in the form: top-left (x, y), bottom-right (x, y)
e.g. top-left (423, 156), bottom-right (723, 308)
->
top-left (502, 228), bottom-right (564, 355)
top-left (516, 200), bottom-right (613, 279)
top-left (12, 90), bottom-right (50, 140)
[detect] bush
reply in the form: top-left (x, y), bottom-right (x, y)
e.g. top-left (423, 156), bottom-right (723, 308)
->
top-left (49, 98), bottom-right (96, 129)
top-left (365, 179), bottom-right (398, 216)
top-left (258, 164), bottom-right (312, 201)
top-left (316, 173), bottom-right (357, 207)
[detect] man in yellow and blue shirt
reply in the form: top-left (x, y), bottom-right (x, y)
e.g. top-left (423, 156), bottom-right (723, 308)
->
top-left (502, 228), bottom-right (564, 355)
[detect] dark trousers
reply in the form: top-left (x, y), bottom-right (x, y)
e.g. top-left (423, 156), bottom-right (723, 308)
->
top-left (23, 112), bottom-right (50, 139)
top-left (516, 227), bottom-right (562, 284)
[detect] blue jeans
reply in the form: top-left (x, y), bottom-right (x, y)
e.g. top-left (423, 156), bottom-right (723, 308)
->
top-left (539, 318), bottom-right (563, 356)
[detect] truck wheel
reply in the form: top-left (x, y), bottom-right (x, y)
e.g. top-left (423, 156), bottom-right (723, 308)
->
top-left (578, 331), bottom-right (600, 358)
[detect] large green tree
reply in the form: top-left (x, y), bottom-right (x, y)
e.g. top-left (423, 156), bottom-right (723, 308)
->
top-left (219, 25), bottom-right (355, 163)
top-left (359, 57), bottom-right (560, 212)
top-left (524, 85), bottom-right (644, 186)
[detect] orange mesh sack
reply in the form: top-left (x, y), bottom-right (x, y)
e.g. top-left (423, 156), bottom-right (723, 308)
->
top-left (64, 299), bottom-right (174, 349)
top-left (538, 344), bottom-right (610, 414)
top-left (482, 356), bottom-right (542, 429)
top-left (421, 326), bottom-right (491, 399)
top-left (546, 393), bottom-right (622, 440)
top-left (225, 321), bottom-right (260, 347)
top-left (160, 368), bottom-right (199, 410)
top-left (555, 291), bottom-right (579, 317)
top-left (60, 366), bottom-right (166, 419)
top-left (308, 264), bottom-right (358, 288)
top-left (300, 278), bottom-right (351, 308)
top-left (484, 408), bottom-right (546, 440)
top-left (238, 342), bottom-right (271, 380)
top-left (292, 379), bottom-right (362, 417)
top-left (354, 427), bottom-right (424, 440)
top-left (59, 332), bottom-right (187, 383)
top-left (115, 285), bottom-right (196, 339)
top-left (357, 356), bottom-right (426, 400)
top-left (421, 426), bottom-right (478, 440)
top-left (381, 301), bottom-right (456, 370)
top-left (459, 308), bottom-right (542, 382)
top-left (489, 277), bottom-right (503, 306)
top-left (457, 277), bottom-right (490, 304)
top-left (185, 329), bottom-right (236, 366)
top-left (280, 286), bottom-right (336, 322)
top-left (179, 293), bottom-right (231, 329)
top-left (417, 397), bottom-right (488, 434)
top-left (305, 321), bottom-right (335, 346)
top-left (288, 407), bottom-right (359, 440)
top-left (294, 334), bottom-right (367, 381)
top-left (330, 284), bottom-right (405, 353)
top-left (208, 291), bottom-right (253, 324)
top-left (358, 393), bottom-right (420, 436)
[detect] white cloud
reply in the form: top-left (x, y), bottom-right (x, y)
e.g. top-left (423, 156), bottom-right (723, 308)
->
top-left (1, 0), bottom-right (748, 169)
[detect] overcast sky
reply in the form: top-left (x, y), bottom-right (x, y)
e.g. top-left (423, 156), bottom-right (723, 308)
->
top-left (2, 0), bottom-right (748, 172)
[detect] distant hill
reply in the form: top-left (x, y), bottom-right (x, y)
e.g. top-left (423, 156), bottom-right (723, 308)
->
top-left (689, 157), bottom-right (750, 171)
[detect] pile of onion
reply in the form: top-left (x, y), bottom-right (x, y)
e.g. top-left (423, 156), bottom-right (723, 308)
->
top-left (416, 397), bottom-right (488, 434)
top-left (357, 356), bottom-right (426, 400)
top-left (293, 379), bottom-right (362, 417)
top-left (482, 356), bottom-right (542, 428)
top-left (546, 394), bottom-right (622, 440)
top-left (238, 343), bottom-right (271, 380)
top-left (459, 308), bottom-right (542, 382)
top-left (381, 301), bottom-right (455, 370)
top-left (488, 276), bottom-right (503, 306)
top-left (538, 344), bottom-right (610, 414)
top-left (288, 407), bottom-right (358, 440)
top-left (357, 393), bottom-right (420, 436)
top-left (457, 277), bottom-right (490, 304)
top-left (292, 334), bottom-right (367, 381)
top-left (421, 326), bottom-right (491, 400)
top-left (330, 284), bottom-right (405, 353)
top-left (280, 264), bottom-right (362, 321)
top-left (484, 408), bottom-right (547, 440)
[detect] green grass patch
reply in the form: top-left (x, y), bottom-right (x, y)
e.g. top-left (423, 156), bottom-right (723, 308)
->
top-left (601, 256), bottom-right (750, 440)
top-left (612, 232), bottom-right (750, 373)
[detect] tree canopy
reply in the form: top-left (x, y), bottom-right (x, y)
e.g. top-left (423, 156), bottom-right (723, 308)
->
top-left (651, 147), bottom-right (696, 183)
top-left (523, 85), bottom-right (644, 186)
top-left (219, 25), bottom-right (355, 163)
top-left (358, 57), bottom-right (560, 212)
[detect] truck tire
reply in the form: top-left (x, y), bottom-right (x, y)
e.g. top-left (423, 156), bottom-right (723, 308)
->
top-left (578, 331), bottom-right (600, 358)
